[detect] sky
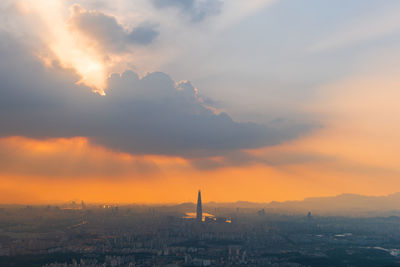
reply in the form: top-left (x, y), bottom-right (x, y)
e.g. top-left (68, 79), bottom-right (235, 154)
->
top-left (0, 0), bottom-right (400, 204)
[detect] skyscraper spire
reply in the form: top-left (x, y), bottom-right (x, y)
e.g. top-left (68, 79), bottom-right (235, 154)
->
top-left (196, 190), bottom-right (202, 222)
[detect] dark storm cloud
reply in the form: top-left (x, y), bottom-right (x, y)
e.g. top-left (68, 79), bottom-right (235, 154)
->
top-left (152, 0), bottom-right (223, 22)
top-left (0, 33), bottom-right (315, 157)
top-left (69, 4), bottom-right (158, 53)
top-left (190, 151), bottom-right (332, 170)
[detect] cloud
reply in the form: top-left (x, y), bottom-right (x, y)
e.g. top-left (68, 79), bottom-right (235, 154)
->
top-left (0, 32), bottom-right (314, 157)
top-left (152, 0), bottom-right (223, 22)
top-left (190, 150), bottom-right (332, 170)
top-left (69, 4), bottom-right (158, 53)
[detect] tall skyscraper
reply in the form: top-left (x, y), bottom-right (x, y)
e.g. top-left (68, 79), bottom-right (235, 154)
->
top-left (196, 190), bottom-right (202, 222)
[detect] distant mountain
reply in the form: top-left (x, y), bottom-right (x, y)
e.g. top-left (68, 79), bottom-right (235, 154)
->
top-left (200, 193), bottom-right (400, 217)
top-left (262, 193), bottom-right (400, 216)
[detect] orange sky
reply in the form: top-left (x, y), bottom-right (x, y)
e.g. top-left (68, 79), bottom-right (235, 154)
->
top-left (1, 1), bottom-right (400, 204)
top-left (1, 114), bottom-right (399, 205)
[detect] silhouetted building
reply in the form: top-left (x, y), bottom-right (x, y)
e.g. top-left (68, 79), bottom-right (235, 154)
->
top-left (196, 190), bottom-right (202, 222)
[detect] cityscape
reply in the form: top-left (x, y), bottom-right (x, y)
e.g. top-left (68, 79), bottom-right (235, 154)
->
top-left (1, 0), bottom-right (400, 266)
top-left (2, 191), bottom-right (400, 266)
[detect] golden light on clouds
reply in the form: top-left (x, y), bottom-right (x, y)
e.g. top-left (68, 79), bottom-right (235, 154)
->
top-left (17, 0), bottom-right (109, 93)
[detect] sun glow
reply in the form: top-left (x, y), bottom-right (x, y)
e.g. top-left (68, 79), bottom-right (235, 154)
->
top-left (20, 0), bottom-right (108, 93)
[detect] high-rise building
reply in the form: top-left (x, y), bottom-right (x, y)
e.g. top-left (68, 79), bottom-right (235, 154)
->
top-left (196, 190), bottom-right (202, 222)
